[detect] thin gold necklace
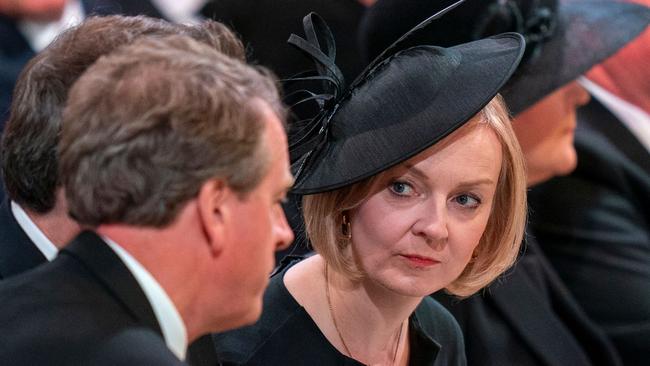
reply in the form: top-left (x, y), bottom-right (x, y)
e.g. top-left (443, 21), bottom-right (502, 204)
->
top-left (324, 264), bottom-right (404, 365)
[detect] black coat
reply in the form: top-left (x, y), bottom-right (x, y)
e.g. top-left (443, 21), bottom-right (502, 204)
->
top-left (0, 231), bottom-right (186, 365)
top-left (529, 98), bottom-right (650, 365)
top-left (433, 236), bottom-right (621, 366)
top-left (0, 200), bottom-right (46, 279)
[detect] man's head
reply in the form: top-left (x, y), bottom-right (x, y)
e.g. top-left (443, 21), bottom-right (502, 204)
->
top-left (60, 34), bottom-right (293, 337)
top-left (1, 15), bottom-right (244, 220)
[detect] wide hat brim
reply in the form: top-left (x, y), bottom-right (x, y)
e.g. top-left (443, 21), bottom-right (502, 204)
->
top-left (292, 33), bottom-right (524, 194)
top-left (503, 0), bottom-right (650, 115)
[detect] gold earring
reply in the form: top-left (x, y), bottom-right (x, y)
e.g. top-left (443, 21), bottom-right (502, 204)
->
top-left (469, 251), bottom-right (479, 263)
top-left (341, 213), bottom-right (352, 240)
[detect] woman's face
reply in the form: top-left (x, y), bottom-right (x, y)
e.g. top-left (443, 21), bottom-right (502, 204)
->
top-left (512, 80), bottom-right (590, 186)
top-left (349, 120), bottom-right (502, 297)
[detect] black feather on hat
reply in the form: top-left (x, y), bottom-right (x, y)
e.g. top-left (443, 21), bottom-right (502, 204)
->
top-left (287, 0), bottom-right (526, 195)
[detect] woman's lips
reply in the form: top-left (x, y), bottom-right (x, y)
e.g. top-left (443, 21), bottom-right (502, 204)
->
top-left (400, 254), bottom-right (440, 267)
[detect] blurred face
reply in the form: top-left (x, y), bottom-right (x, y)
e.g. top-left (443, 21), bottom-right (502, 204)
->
top-left (587, 23), bottom-right (650, 114)
top-left (219, 103), bottom-right (294, 326)
top-left (512, 80), bottom-right (590, 186)
top-left (0, 0), bottom-right (67, 20)
top-left (350, 120), bottom-right (502, 297)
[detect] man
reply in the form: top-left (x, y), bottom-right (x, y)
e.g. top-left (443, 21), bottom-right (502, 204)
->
top-left (529, 1), bottom-right (650, 362)
top-left (0, 33), bottom-right (294, 364)
top-left (0, 15), bottom-right (244, 281)
top-left (0, 16), bottom-right (246, 365)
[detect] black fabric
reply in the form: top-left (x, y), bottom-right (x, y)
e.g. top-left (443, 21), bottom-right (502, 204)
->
top-left (0, 199), bottom-right (47, 279)
top-left (201, 0), bottom-right (366, 82)
top-left (0, 15), bottom-right (34, 126)
top-left (82, 328), bottom-right (185, 366)
top-left (529, 98), bottom-right (650, 365)
top-left (83, 0), bottom-right (164, 18)
top-left (213, 256), bottom-right (466, 365)
top-left (360, 0), bottom-right (650, 115)
top-left (433, 236), bottom-right (621, 366)
top-left (0, 231), bottom-right (184, 365)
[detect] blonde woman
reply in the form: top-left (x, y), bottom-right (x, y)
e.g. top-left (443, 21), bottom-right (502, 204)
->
top-left (214, 7), bottom-right (527, 366)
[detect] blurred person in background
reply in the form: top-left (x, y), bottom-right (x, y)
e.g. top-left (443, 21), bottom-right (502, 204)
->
top-left (0, 0), bottom-right (173, 125)
top-left (529, 0), bottom-right (650, 363)
top-left (0, 0), bottom-right (201, 203)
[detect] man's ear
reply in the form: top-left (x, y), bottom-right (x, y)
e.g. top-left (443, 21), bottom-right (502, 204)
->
top-left (197, 179), bottom-right (229, 257)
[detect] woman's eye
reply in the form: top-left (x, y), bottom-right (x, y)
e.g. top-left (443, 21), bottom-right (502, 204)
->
top-left (389, 181), bottom-right (414, 196)
top-left (455, 194), bottom-right (480, 208)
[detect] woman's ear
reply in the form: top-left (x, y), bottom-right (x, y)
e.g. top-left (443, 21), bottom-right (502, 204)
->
top-left (196, 179), bottom-right (228, 257)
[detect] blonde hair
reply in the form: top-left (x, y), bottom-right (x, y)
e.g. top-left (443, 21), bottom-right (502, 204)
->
top-left (446, 95), bottom-right (527, 297)
top-left (303, 95), bottom-right (527, 296)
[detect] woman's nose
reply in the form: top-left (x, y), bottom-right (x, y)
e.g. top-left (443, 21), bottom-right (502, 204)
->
top-left (411, 201), bottom-right (448, 248)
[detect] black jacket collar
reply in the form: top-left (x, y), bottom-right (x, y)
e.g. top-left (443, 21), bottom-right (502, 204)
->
top-left (61, 230), bottom-right (163, 336)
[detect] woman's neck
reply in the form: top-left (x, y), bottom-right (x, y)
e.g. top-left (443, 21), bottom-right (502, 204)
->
top-left (285, 255), bottom-right (421, 365)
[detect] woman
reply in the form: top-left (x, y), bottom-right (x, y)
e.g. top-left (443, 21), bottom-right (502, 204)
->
top-left (214, 5), bottom-right (527, 365)
top-left (360, 0), bottom-right (650, 365)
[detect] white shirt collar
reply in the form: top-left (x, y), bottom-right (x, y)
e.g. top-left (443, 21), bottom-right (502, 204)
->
top-left (11, 201), bottom-right (58, 261)
top-left (103, 236), bottom-right (188, 361)
top-left (579, 77), bottom-right (650, 153)
top-left (17, 0), bottom-right (84, 52)
top-left (149, 0), bottom-right (207, 23)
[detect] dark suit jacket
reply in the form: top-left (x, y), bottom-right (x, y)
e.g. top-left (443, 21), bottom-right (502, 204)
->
top-left (433, 236), bottom-right (622, 366)
top-left (529, 99), bottom-right (650, 365)
top-left (83, 328), bottom-right (186, 366)
top-left (0, 230), bottom-right (185, 365)
top-left (0, 201), bottom-right (217, 364)
top-left (0, 199), bottom-right (46, 279)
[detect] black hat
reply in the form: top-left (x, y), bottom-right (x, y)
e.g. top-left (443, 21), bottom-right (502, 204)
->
top-left (360, 0), bottom-right (650, 115)
top-left (287, 1), bottom-right (525, 194)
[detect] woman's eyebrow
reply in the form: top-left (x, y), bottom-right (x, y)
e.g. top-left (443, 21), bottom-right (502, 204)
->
top-left (404, 163), bottom-right (496, 187)
top-left (455, 179), bottom-right (496, 189)
top-left (404, 164), bottom-right (430, 182)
